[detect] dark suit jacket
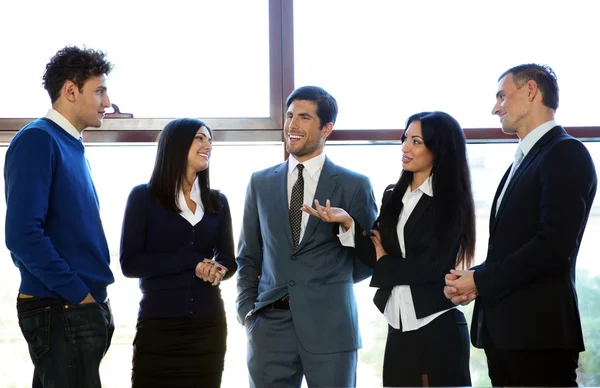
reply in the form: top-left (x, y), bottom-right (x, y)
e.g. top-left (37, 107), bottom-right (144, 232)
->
top-left (355, 184), bottom-right (459, 320)
top-left (472, 126), bottom-right (597, 351)
top-left (236, 157), bottom-right (377, 354)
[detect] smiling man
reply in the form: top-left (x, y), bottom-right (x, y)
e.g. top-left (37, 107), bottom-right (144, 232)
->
top-left (236, 86), bottom-right (377, 387)
top-left (5, 46), bottom-right (115, 387)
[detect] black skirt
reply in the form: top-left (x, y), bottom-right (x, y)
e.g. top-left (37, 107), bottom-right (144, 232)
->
top-left (382, 308), bottom-right (471, 387)
top-left (132, 317), bottom-right (227, 388)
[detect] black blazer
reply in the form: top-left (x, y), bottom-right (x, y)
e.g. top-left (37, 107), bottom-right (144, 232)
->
top-left (472, 126), bottom-right (597, 351)
top-left (356, 184), bottom-right (459, 320)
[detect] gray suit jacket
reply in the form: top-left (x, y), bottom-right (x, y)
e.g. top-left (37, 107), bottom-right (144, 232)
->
top-left (236, 157), bottom-right (377, 354)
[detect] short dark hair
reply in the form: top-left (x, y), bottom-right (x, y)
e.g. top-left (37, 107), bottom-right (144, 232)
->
top-left (42, 46), bottom-right (114, 104)
top-left (286, 86), bottom-right (338, 128)
top-left (148, 118), bottom-right (220, 214)
top-left (380, 111), bottom-right (475, 269)
top-left (499, 63), bottom-right (559, 111)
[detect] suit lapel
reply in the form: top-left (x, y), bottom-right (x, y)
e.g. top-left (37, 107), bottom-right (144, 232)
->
top-left (492, 126), bottom-right (564, 231)
top-left (490, 167), bottom-right (510, 231)
top-left (297, 157), bottom-right (338, 250)
top-left (273, 161), bottom-right (295, 247)
top-left (403, 195), bottom-right (433, 244)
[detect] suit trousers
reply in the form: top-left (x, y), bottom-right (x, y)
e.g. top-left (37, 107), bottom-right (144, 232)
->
top-left (382, 308), bottom-right (471, 387)
top-left (246, 308), bottom-right (357, 388)
top-left (482, 323), bottom-right (579, 387)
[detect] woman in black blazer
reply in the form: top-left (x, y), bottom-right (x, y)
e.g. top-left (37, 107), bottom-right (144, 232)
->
top-left (303, 111), bottom-right (475, 387)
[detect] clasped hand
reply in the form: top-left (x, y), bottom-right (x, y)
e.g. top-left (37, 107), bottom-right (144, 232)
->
top-left (195, 259), bottom-right (227, 286)
top-left (444, 269), bottom-right (478, 306)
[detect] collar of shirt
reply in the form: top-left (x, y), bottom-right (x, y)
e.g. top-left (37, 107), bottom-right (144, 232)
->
top-left (287, 152), bottom-right (326, 179)
top-left (45, 109), bottom-right (82, 140)
top-left (404, 175), bottom-right (434, 198)
top-left (177, 177), bottom-right (204, 224)
top-left (518, 119), bottom-right (557, 158)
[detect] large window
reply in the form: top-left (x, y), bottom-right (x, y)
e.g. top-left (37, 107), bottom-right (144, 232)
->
top-left (294, 0), bottom-right (600, 129)
top-left (0, 1), bottom-right (270, 120)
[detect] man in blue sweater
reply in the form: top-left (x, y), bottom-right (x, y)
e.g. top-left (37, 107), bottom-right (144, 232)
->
top-left (4, 46), bottom-right (115, 387)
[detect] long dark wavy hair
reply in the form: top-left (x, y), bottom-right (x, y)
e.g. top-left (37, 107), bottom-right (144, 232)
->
top-left (378, 111), bottom-right (475, 269)
top-left (148, 118), bottom-right (220, 214)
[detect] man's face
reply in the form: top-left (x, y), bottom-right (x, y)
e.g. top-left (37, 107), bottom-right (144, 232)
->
top-left (283, 100), bottom-right (331, 162)
top-left (492, 73), bottom-right (529, 135)
top-left (72, 75), bottom-right (111, 131)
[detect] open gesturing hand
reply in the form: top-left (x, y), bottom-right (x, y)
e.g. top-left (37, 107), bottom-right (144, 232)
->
top-left (301, 199), bottom-right (353, 231)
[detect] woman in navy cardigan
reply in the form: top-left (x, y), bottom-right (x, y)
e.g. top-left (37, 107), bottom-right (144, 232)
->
top-left (120, 118), bottom-right (237, 388)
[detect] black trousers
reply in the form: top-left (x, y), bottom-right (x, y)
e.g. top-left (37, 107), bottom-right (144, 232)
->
top-left (483, 324), bottom-right (579, 387)
top-left (132, 317), bottom-right (227, 388)
top-left (382, 308), bottom-right (471, 387)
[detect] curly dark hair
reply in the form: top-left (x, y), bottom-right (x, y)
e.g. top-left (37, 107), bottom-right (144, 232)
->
top-left (42, 46), bottom-right (114, 103)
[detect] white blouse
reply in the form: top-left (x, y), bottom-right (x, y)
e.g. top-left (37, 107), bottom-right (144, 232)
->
top-left (383, 176), bottom-right (456, 332)
top-left (177, 177), bottom-right (204, 225)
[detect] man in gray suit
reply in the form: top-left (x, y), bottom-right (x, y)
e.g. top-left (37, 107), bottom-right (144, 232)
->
top-left (236, 86), bottom-right (377, 387)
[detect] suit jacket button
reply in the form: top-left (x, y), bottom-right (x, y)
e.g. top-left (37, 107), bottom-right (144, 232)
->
top-left (488, 243), bottom-right (494, 250)
top-left (362, 231), bottom-right (367, 236)
top-left (291, 255), bottom-right (297, 261)
top-left (289, 280), bottom-right (295, 286)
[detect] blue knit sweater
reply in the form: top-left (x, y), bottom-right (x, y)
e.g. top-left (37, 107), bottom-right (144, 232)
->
top-left (120, 184), bottom-right (237, 319)
top-left (4, 118), bottom-right (114, 304)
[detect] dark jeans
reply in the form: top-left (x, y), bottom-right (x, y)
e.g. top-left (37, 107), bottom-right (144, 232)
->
top-left (16, 296), bottom-right (114, 388)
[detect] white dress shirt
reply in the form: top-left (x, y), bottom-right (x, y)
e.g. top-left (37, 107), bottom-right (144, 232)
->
top-left (177, 177), bottom-right (204, 225)
top-left (383, 176), bottom-right (456, 332)
top-left (495, 120), bottom-right (557, 214)
top-left (288, 154), bottom-right (353, 244)
top-left (519, 119), bottom-right (557, 158)
top-left (45, 109), bottom-right (82, 140)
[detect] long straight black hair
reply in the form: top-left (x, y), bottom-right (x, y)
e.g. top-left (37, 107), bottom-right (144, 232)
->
top-left (378, 111), bottom-right (475, 269)
top-left (148, 118), bottom-right (220, 214)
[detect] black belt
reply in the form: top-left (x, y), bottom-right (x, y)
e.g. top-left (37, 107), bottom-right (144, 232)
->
top-left (268, 296), bottom-right (290, 310)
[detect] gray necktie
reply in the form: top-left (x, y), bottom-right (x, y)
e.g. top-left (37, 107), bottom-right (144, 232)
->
top-left (496, 147), bottom-right (524, 213)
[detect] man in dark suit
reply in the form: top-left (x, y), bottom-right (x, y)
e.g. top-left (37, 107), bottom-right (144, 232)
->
top-left (444, 64), bottom-right (597, 386)
top-left (236, 86), bottom-right (377, 387)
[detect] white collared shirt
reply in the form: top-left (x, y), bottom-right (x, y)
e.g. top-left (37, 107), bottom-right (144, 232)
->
top-left (495, 120), bottom-right (558, 214)
top-left (383, 176), bottom-right (456, 332)
top-left (287, 153), bottom-right (353, 244)
top-left (45, 109), bottom-right (82, 140)
top-left (518, 119), bottom-right (557, 158)
top-left (177, 177), bottom-right (204, 225)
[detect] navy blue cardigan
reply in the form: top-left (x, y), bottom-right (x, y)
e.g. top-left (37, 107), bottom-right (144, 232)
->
top-left (120, 184), bottom-right (237, 319)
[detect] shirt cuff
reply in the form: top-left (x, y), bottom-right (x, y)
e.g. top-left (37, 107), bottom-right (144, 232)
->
top-left (338, 219), bottom-right (356, 248)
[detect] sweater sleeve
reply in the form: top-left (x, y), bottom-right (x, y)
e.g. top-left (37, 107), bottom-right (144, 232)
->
top-left (5, 129), bottom-right (89, 304)
top-left (119, 185), bottom-right (203, 279)
top-left (214, 193), bottom-right (237, 280)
